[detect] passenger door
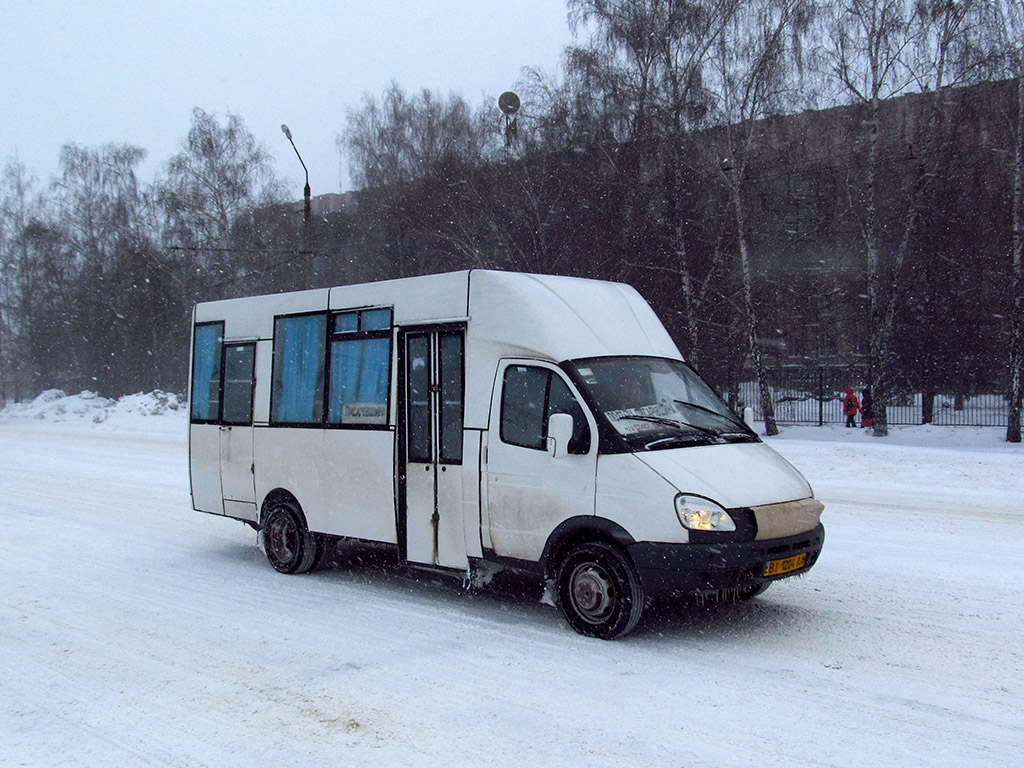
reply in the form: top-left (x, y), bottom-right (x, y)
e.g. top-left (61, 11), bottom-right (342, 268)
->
top-left (219, 342), bottom-right (257, 519)
top-left (400, 327), bottom-right (467, 569)
top-left (485, 361), bottom-right (598, 562)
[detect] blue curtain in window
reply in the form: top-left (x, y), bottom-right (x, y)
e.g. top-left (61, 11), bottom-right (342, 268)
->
top-left (190, 324), bottom-right (222, 421)
top-left (273, 315), bottom-right (326, 423)
top-left (329, 338), bottom-right (390, 424)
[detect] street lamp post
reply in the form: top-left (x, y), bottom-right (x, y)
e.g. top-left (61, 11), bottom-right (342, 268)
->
top-left (281, 124), bottom-right (313, 288)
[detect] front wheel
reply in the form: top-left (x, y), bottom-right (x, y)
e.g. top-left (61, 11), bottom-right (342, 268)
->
top-left (262, 499), bottom-right (317, 574)
top-left (556, 542), bottom-right (644, 639)
top-left (737, 581), bottom-right (771, 600)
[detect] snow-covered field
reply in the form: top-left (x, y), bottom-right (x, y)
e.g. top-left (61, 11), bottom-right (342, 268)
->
top-left (2, 393), bottom-right (1023, 767)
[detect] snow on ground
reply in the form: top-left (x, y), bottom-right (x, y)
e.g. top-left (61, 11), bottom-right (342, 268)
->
top-left (1, 395), bottom-right (1023, 767)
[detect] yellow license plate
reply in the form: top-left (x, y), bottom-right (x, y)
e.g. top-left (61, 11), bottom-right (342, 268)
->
top-left (764, 553), bottom-right (807, 577)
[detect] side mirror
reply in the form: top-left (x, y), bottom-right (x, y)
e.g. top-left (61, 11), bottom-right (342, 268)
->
top-left (546, 412), bottom-right (574, 458)
top-left (743, 406), bottom-right (755, 430)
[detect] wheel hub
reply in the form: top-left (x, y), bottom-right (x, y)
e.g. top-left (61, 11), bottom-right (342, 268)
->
top-left (570, 564), bottom-right (615, 623)
top-left (267, 515), bottom-right (297, 563)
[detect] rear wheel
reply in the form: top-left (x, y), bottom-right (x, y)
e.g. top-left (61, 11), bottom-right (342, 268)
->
top-left (556, 542), bottom-right (644, 639)
top-left (262, 499), bottom-right (317, 574)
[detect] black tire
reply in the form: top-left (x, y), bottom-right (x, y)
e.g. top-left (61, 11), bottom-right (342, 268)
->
top-left (262, 499), bottom-right (317, 574)
top-left (310, 534), bottom-right (334, 571)
top-left (556, 542), bottom-right (645, 639)
top-left (737, 581), bottom-right (771, 600)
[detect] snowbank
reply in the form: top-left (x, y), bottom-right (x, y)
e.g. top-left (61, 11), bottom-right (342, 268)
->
top-left (0, 389), bottom-right (186, 434)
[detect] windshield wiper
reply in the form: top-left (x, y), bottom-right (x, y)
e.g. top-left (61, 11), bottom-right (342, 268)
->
top-left (673, 399), bottom-right (749, 432)
top-left (616, 414), bottom-right (720, 438)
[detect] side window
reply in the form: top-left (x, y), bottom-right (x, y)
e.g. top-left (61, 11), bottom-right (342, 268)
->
top-left (222, 344), bottom-right (255, 426)
top-left (438, 331), bottom-right (464, 463)
top-left (501, 366), bottom-right (591, 454)
top-left (406, 334), bottom-right (432, 461)
top-left (271, 313), bottom-right (327, 424)
top-left (501, 366), bottom-right (548, 450)
top-left (327, 308), bottom-right (392, 427)
top-left (190, 322), bottom-right (223, 422)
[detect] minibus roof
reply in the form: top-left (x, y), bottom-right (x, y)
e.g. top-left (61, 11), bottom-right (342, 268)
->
top-left (194, 269), bottom-right (682, 363)
top-left (467, 270), bottom-right (681, 362)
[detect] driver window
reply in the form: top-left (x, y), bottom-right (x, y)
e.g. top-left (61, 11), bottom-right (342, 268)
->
top-left (500, 366), bottom-right (590, 454)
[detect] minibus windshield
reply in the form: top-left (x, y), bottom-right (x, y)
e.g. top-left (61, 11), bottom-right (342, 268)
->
top-left (571, 357), bottom-right (756, 450)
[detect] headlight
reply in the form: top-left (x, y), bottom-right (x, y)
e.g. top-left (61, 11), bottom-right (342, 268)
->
top-left (675, 494), bottom-right (736, 532)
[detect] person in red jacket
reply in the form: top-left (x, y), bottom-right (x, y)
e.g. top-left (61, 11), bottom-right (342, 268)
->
top-left (843, 387), bottom-right (861, 428)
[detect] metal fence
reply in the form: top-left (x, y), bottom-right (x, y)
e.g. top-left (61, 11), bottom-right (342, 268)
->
top-left (733, 367), bottom-right (1011, 427)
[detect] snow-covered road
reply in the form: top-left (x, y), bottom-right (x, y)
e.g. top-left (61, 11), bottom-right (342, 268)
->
top-left (2, 415), bottom-right (1022, 767)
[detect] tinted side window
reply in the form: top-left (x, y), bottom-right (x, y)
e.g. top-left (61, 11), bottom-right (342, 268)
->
top-left (406, 334), bottom-right (432, 462)
top-left (438, 332), bottom-right (464, 463)
top-left (501, 366), bottom-right (548, 450)
top-left (501, 366), bottom-right (590, 454)
top-left (190, 323), bottom-right (223, 422)
top-left (222, 344), bottom-right (255, 425)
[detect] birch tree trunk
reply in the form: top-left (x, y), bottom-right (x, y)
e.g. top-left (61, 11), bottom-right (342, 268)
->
top-left (675, 220), bottom-right (702, 370)
top-left (832, 0), bottom-right (970, 437)
top-left (864, 90), bottom-right (889, 436)
top-left (1008, 59), bottom-right (1024, 442)
top-left (731, 177), bottom-right (779, 436)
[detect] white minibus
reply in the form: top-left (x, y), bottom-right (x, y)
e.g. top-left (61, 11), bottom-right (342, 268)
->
top-left (189, 270), bottom-right (824, 638)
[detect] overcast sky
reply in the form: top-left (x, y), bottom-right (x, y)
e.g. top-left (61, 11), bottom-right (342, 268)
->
top-left (1, 0), bottom-right (573, 199)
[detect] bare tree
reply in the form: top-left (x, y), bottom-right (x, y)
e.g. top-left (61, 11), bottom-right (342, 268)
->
top-left (562, 1), bottom-right (739, 366)
top-left (819, 1), bottom-right (916, 436)
top-left (0, 159), bottom-right (43, 402)
top-left (818, 0), bottom-right (991, 435)
top-left (707, 0), bottom-right (812, 435)
top-left (567, 0), bottom-right (674, 142)
top-left (344, 82), bottom-right (487, 189)
top-left (658, 2), bottom-right (738, 371)
top-left (158, 108), bottom-right (287, 298)
top-left (341, 83), bottom-right (491, 278)
top-left (51, 143), bottom-right (160, 393)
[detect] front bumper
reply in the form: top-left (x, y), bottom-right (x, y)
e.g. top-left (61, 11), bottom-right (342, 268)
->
top-left (628, 523), bottom-right (825, 596)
